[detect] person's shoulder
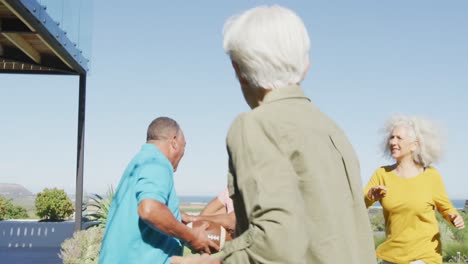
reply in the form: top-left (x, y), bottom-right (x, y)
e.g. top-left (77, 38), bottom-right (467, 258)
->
top-left (135, 155), bottom-right (172, 176)
top-left (372, 165), bottom-right (393, 178)
top-left (424, 166), bottom-right (442, 179)
top-left (425, 166), bottom-right (439, 173)
top-left (227, 111), bottom-right (271, 151)
top-left (229, 112), bottom-right (250, 127)
top-left (227, 112), bottom-right (259, 136)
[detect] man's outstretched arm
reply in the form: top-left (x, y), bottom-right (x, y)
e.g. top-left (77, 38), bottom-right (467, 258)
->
top-left (139, 199), bottom-right (220, 254)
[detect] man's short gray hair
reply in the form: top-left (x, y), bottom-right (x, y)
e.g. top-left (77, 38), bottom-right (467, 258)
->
top-left (223, 5), bottom-right (310, 90)
top-left (147, 117), bottom-right (180, 141)
top-left (381, 115), bottom-right (444, 167)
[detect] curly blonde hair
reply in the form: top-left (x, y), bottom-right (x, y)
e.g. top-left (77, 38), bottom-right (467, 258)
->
top-left (381, 115), bottom-right (444, 167)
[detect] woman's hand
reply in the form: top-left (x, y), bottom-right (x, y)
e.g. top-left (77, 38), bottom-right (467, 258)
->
top-left (449, 213), bottom-right (465, 230)
top-left (367, 185), bottom-right (388, 201)
top-left (181, 211), bottom-right (196, 224)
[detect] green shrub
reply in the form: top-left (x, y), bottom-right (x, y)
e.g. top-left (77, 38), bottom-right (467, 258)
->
top-left (450, 211), bottom-right (468, 243)
top-left (0, 196), bottom-right (8, 219)
top-left (437, 210), bottom-right (468, 262)
top-left (370, 212), bottom-right (385, 232)
top-left (442, 242), bottom-right (468, 263)
top-left (437, 211), bottom-right (468, 243)
top-left (84, 186), bottom-right (114, 228)
top-left (373, 234), bottom-right (386, 249)
top-left (0, 196), bottom-right (29, 220)
top-left (59, 226), bottom-right (104, 264)
top-left (35, 188), bottom-right (74, 221)
top-left (439, 219), bottom-right (455, 244)
top-left (59, 187), bottom-right (114, 264)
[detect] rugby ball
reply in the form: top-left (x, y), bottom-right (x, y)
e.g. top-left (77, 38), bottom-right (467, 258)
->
top-left (187, 220), bottom-right (232, 250)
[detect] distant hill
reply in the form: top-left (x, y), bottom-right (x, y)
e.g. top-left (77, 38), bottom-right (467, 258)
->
top-left (0, 183), bottom-right (36, 212)
top-left (0, 183), bottom-right (34, 198)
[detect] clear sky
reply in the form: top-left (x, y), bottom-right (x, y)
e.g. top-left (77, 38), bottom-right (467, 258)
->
top-left (1, 1), bottom-right (467, 198)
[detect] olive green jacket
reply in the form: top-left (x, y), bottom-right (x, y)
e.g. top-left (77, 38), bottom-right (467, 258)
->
top-left (222, 84), bottom-right (376, 264)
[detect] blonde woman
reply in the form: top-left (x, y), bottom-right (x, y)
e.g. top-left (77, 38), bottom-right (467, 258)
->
top-left (365, 115), bottom-right (465, 264)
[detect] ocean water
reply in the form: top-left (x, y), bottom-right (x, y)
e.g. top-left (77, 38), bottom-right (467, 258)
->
top-left (180, 196), bottom-right (467, 209)
top-left (452, 199), bottom-right (467, 209)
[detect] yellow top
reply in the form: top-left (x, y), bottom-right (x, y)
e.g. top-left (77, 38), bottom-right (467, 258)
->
top-left (364, 166), bottom-right (458, 264)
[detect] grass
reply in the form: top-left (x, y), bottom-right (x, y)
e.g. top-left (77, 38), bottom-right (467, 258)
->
top-left (373, 234), bottom-right (386, 249)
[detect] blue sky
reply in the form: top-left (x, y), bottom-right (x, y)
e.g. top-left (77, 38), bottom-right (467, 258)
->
top-left (1, 1), bottom-right (467, 198)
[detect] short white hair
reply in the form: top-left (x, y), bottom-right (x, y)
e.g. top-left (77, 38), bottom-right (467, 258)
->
top-left (381, 115), bottom-right (444, 167)
top-left (223, 5), bottom-right (310, 89)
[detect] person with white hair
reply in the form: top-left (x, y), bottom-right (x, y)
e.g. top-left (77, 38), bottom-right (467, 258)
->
top-left (172, 4), bottom-right (376, 264)
top-left (365, 115), bottom-right (465, 264)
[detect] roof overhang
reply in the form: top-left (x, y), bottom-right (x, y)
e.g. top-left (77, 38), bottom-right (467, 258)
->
top-left (0, 0), bottom-right (89, 75)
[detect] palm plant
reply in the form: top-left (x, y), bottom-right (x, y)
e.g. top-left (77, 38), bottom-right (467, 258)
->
top-left (84, 186), bottom-right (114, 228)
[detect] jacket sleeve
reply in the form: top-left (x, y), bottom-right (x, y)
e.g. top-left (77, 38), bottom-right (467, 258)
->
top-left (222, 114), bottom-right (308, 264)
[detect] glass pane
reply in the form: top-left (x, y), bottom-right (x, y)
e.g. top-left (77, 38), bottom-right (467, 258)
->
top-left (35, 0), bottom-right (93, 68)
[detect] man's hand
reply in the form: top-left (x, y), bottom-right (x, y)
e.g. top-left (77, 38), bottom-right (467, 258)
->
top-left (449, 213), bottom-right (465, 230)
top-left (139, 200), bottom-right (218, 253)
top-left (367, 185), bottom-right (387, 201)
top-left (171, 254), bottom-right (221, 264)
top-left (187, 212), bottom-right (236, 238)
top-left (188, 222), bottom-right (220, 254)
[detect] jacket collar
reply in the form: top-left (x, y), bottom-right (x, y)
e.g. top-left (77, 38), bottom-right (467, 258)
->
top-left (262, 84), bottom-right (311, 104)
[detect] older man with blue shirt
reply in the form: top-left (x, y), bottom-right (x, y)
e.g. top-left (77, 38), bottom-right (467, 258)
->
top-left (99, 117), bottom-right (218, 264)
